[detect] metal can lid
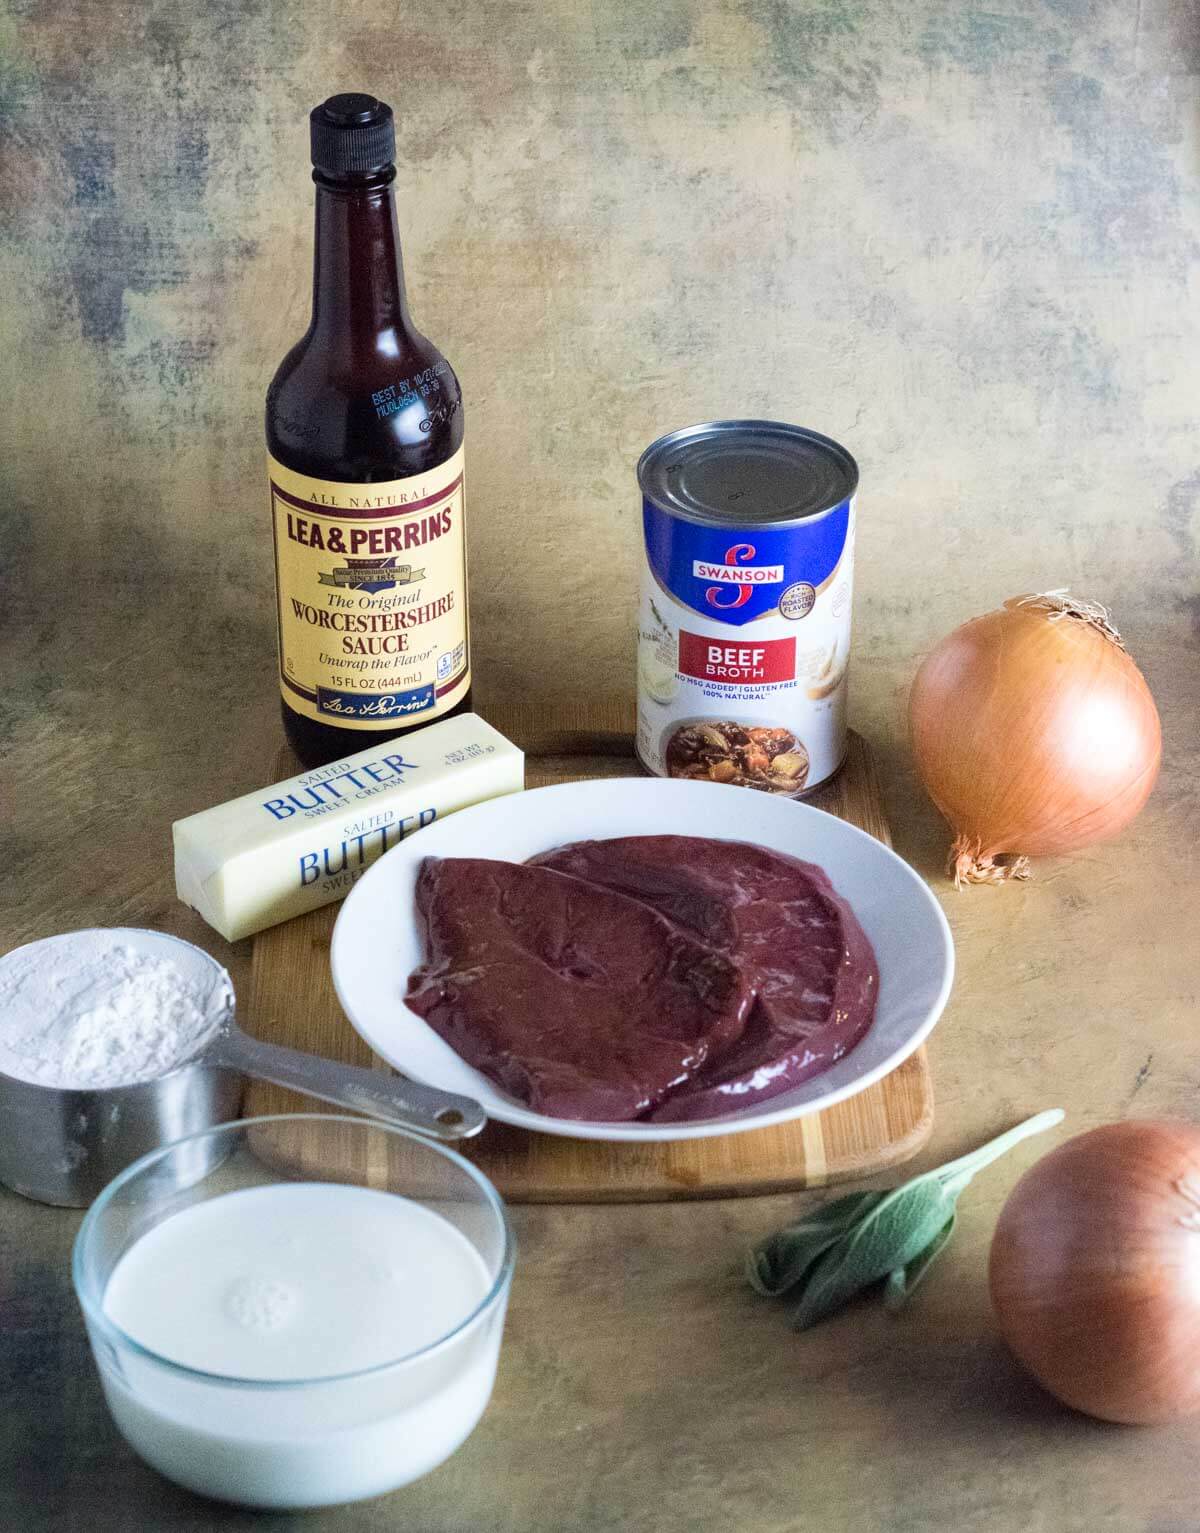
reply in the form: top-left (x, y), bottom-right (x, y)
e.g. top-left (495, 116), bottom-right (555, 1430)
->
top-left (638, 420), bottom-right (858, 528)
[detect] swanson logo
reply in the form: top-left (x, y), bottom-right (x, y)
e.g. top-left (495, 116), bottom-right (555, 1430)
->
top-left (696, 543), bottom-right (784, 611)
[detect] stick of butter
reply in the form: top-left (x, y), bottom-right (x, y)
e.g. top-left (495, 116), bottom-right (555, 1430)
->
top-left (173, 713), bottom-right (524, 942)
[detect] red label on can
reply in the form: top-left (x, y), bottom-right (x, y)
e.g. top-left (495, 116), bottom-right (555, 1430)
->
top-left (678, 631), bottom-right (796, 685)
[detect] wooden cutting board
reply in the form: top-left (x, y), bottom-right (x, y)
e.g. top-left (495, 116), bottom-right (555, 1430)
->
top-left (246, 717), bottom-right (933, 1200)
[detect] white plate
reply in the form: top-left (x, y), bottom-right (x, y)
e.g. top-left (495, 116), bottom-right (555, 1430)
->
top-left (331, 778), bottom-right (954, 1143)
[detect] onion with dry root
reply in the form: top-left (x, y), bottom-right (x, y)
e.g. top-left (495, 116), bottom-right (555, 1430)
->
top-left (990, 1121), bottom-right (1200, 1424)
top-left (909, 594), bottom-right (1161, 886)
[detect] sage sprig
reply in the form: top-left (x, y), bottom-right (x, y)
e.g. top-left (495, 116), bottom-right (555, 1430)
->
top-left (746, 1108), bottom-right (1064, 1330)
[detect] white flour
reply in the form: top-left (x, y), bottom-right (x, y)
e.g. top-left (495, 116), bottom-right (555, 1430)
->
top-left (0, 930), bottom-right (232, 1089)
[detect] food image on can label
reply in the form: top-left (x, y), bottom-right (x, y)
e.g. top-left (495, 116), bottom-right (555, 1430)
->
top-left (638, 601), bottom-right (681, 705)
top-left (664, 721), bottom-right (810, 793)
top-left (635, 421), bottom-right (858, 796)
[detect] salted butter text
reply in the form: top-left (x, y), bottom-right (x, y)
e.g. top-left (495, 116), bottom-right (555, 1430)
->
top-left (263, 753), bottom-right (416, 820)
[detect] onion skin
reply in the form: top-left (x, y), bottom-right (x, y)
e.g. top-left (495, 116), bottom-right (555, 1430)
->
top-left (990, 1122), bottom-right (1200, 1424)
top-left (909, 597), bottom-right (1161, 886)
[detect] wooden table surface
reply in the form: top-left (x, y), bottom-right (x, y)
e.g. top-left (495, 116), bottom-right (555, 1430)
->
top-left (1, 636), bottom-right (1196, 1533)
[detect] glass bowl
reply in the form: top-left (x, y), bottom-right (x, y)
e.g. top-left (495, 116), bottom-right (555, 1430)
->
top-left (72, 1113), bottom-right (515, 1510)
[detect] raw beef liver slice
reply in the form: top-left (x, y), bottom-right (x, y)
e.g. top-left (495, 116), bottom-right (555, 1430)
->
top-left (404, 857), bottom-right (753, 1121)
top-left (530, 836), bottom-right (878, 1122)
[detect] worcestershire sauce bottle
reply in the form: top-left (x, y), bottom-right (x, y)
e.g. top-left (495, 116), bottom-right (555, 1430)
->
top-left (267, 93), bottom-right (469, 768)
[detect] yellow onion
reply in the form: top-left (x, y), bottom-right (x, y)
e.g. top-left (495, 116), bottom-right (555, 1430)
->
top-left (909, 594), bottom-right (1161, 886)
top-left (990, 1121), bottom-right (1200, 1424)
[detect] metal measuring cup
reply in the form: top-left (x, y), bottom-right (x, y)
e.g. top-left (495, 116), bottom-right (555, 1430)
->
top-left (0, 929), bottom-right (485, 1207)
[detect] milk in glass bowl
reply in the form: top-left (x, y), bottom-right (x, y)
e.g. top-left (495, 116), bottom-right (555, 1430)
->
top-left (72, 1114), bottom-right (514, 1509)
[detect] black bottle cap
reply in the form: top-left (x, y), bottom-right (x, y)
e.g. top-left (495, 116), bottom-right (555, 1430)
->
top-left (310, 93), bottom-right (395, 175)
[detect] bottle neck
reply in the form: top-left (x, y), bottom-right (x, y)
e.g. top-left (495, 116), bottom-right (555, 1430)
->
top-left (310, 170), bottom-right (411, 355)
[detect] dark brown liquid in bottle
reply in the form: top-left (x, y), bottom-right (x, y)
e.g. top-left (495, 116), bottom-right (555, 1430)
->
top-left (267, 102), bottom-right (467, 767)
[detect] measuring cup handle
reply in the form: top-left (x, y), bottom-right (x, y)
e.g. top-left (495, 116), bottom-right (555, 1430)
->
top-left (214, 1028), bottom-right (487, 1141)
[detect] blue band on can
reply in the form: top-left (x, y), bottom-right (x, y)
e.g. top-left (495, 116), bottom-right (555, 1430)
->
top-left (642, 497), bottom-right (852, 628)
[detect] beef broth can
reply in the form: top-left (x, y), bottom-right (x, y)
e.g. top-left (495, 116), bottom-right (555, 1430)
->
top-left (636, 420), bottom-right (858, 796)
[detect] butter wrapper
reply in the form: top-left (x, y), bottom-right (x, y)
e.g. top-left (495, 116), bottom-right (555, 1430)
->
top-left (173, 713), bottom-right (524, 942)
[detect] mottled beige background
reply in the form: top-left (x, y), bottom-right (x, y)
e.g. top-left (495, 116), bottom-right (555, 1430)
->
top-left (3, 0), bottom-right (1198, 757)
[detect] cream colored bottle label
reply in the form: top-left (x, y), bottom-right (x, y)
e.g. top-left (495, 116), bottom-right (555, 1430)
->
top-left (269, 447), bottom-right (468, 730)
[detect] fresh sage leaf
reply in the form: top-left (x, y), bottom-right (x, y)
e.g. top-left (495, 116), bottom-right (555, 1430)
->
top-left (745, 1190), bottom-right (886, 1296)
top-left (882, 1212), bottom-right (956, 1312)
top-left (789, 1178), bottom-right (955, 1330)
top-left (746, 1108), bottom-right (1064, 1331)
